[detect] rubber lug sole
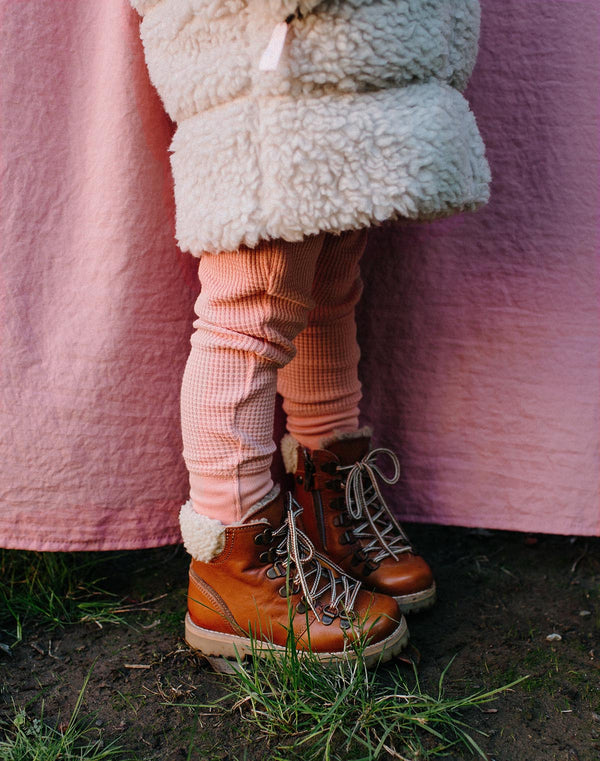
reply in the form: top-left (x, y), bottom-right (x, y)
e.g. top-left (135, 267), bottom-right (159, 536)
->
top-left (394, 582), bottom-right (436, 613)
top-left (184, 612), bottom-right (409, 667)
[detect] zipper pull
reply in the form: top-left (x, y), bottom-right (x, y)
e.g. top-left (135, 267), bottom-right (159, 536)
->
top-left (259, 7), bottom-right (303, 72)
top-left (258, 21), bottom-right (290, 71)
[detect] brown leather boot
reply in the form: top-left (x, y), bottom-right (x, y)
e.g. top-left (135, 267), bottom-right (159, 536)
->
top-left (179, 486), bottom-right (408, 665)
top-left (282, 432), bottom-right (436, 613)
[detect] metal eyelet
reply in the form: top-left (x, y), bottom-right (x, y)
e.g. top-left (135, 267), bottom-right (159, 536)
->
top-left (296, 600), bottom-right (307, 615)
top-left (259, 550), bottom-right (275, 564)
top-left (254, 528), bottom-right (272, 545)
top-left (351, 548), bottom-right (367, 566)
top-left (266, 561), bottom-right (285, 579)
top-left (339, 530), bottom-right (355, 546)
top-left (325, 479), bottom-right (343, 491)
top-left (321, 604), bottom-right (337, 626)
top-left (362, 560), bottom-right (380, 577)
top-left (339, 609), bottom-right (356, 629)
top-left (278, 585), bottom-right (288, 598)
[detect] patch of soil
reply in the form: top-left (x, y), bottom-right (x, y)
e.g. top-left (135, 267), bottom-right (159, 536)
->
top-left (1, 529), bottom-right (599, 760)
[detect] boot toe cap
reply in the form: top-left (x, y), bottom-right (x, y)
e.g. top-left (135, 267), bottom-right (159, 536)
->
top-left (369, 553), bottom-right (434, 597)
top-left (355, 589), bottom-right (403, 642)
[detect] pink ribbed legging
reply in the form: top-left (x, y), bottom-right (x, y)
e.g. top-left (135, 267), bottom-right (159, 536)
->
top-left (181, 229), bottom-right (367, 522)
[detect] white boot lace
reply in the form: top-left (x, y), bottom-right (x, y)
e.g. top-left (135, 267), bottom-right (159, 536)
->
top-left (336, 448), bottom-right (413, 564)
top-left (269, 493), bottom-right (361, 623)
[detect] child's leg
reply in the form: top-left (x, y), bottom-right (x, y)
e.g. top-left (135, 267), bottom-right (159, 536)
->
top-left (278, 229), bottom-right (436, 614)
top-left (179, 231), bottom-right (409, 660)
top-left (277, 229), bottom-right (368, 449)
top-left (181, 234), bottom-right (325, 524)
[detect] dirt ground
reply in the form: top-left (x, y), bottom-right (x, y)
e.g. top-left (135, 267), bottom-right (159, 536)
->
top-left (1, 524), bottom-right (599, 761)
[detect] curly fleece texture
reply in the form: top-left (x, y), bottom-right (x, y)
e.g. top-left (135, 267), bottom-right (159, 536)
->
top-left (280, 426), bottom-right (373, 473)
top-left (179, 484), bottom-right (280, 561)
top-left (132, 0), bottom-right (490, 254)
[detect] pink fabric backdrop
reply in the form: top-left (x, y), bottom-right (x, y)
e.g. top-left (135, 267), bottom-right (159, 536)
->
top-left (1, 0), bottom-right (598, 550)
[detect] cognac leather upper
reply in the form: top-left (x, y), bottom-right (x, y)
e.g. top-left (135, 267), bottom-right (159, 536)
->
top-left (293, 437), bottom-right (435, 597)
top-left (187, 490), bottom-right (401, 652)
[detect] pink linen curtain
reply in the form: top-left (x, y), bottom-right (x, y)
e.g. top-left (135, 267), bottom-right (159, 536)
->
top-left (1, 0), bottom-right (598, 550)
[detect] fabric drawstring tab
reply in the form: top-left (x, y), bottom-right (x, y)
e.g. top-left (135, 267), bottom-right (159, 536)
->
top-left (259, 17), bottom-right (293, 71)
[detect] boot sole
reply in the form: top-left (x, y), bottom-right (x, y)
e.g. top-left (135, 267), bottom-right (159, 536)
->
top-left (184, 612), bottom-right (409, 667)
top-left (394, 582), bottom-right (437, 613)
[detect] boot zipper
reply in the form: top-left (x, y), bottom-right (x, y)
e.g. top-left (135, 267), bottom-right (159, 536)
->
top-left (302, 449), bottom-right (327, 549)
top-left (313, 489), bottom-right (328, 551)
top-left (302, 448), bottom-right (316, 491)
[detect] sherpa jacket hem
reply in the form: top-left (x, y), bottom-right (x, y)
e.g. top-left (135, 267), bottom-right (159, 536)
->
top-left (133, 0), bottom-right (491, 255)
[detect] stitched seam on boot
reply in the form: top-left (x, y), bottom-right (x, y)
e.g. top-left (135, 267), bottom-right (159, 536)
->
top-left (189, 568), bottom-right (246, 636)
top-left (212, 525), bottom-right (264, 565)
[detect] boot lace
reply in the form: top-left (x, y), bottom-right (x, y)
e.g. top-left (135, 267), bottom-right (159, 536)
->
top-left (269, 493), bottom-right (361, 623)
top-left (336, 448), bottom-right (413, 565)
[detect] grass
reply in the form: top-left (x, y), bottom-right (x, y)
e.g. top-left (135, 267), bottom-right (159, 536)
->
top-left (0, 671), bottom-right (125, 761)
top-left (2, 534), bottom-right (596, 760)
top-left (180, 620), bottom-right (526, 761)
top-left (0, 549), bottom-right (166, 643)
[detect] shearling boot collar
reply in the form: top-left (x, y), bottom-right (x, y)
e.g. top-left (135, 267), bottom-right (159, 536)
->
top-left (280, 426), bottom-right (373, 473)
top-left (179, 484), bottom-right (281, 562)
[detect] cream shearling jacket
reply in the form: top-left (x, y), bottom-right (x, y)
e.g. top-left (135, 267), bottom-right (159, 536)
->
top-left (131, 0), bottom-right (491, 255)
